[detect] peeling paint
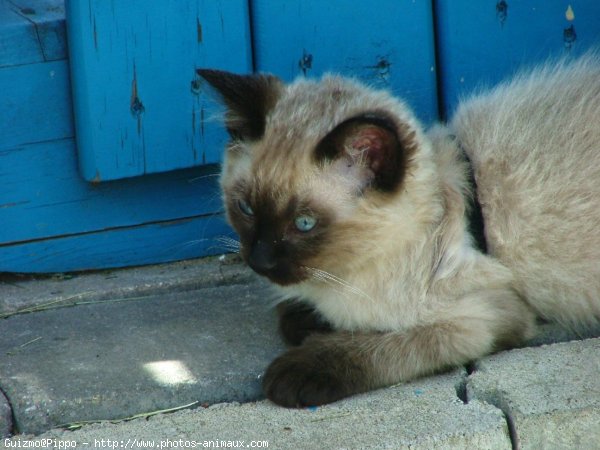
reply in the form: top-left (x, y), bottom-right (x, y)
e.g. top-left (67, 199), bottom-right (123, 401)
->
top-left (91, 170), bottom-right (102, 184)
top-left (196, 18), bottom-right (203, 43)
top-left (565, 5), bottom-right (575, 22)
top-left (93, 17), bottom-right (98, 51)
top-left (190, 78), bottom-right (202, 95)
top-left (200, 107), bottom-right (205, 137)
top-left (365, 56), bottom-right (391, 83)
top-left (130, 63), bottom-right (145, 135)
top-left (0, 201), bottom-right (30, 209)
top-left (564, 24), bottom-right (577, 50)
top-left (299, 49), bottom-right (313, 76)
top-left (496, 1), bottom-right (508, 27)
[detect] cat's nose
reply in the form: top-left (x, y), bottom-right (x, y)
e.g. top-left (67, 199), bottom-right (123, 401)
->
top-left (248, 239), bottom-right (278, 274)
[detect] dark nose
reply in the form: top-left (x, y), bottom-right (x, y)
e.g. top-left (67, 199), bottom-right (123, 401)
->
top-left (248, 239), bottom-right (277, 274)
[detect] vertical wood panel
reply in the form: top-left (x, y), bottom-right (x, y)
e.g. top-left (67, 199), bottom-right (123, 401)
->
top-left (435, 0), bottom-right (600, 117)
top-left (66, 0), bottom-right (252, 181)
top-left (251, 0), bottom-right (438, 123)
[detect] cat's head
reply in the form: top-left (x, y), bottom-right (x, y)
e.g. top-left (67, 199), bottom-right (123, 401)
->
top-left (199, 69), bottom-right (426, 286)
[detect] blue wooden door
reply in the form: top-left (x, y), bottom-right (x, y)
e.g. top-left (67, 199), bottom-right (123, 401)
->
top-left (252, 0), bottom-right (439, 124)
top-left (3, 0), bottom-right (600, 273)
top-left (435, 1), bottom-right (600, 117)
top-left (66, 0), bottom-right (252, 181)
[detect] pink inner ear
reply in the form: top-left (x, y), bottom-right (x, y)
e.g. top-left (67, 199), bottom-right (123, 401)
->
top-left (348, 126), bottom-right (388, 171)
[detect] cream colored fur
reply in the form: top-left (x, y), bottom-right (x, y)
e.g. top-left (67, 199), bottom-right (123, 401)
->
top-left (452, 55), bottom-right (600, 330)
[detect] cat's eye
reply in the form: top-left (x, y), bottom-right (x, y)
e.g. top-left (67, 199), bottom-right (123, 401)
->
top-left (238, 199), bottom-right (254, 216)
top-left (294, 215), bottom-right (317, 232)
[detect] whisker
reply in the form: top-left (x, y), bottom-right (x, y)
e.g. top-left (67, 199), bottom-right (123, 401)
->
top-left (188, 173), bottom-right (221, 183)
top-left (303, 267), bottom-right (373, 301)
top-left (215, 236), bottom-right (241, 249)
top-left (166, 239), bottom-right (210, 252)
top-left (165, 237), bottom-right (241, 255)
top-left (309, 268), bottom-right (364, 295)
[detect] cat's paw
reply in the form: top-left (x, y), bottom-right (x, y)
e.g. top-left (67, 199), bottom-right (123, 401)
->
top-left (277, 300), bottom-right (333, 346)
top-left (262, 339), bottom-right (365, 407)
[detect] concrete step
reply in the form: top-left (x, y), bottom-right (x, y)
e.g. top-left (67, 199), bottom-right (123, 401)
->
top-left (0, 256), bottom-right (284, 435)
top-left (468, 337), bottom-right (600, 450)
top-left (7, 338), bottom-right (600, 449)
top-left (1, 255), bottom-right (599, 446)
top-left (9, 370), bottom-right (514, 449)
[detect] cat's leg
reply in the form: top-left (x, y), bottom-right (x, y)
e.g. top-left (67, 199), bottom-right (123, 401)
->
top-left (263, 289), bottom-right (536, 407)
top-left (277, 299), bottom-right (333, 346)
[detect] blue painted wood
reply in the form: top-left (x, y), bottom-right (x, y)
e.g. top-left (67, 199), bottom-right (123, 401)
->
top-left (7, 0), bottom-right (67, 62)
top-left (5, 0), bottom-right (598, 273)
top-left (251, 0), bottom-right (438, 124)
top-left (0, 0), bottom-right (44, 67)
top-left (435, 0), bottom-right (600, 117)
top-left (0, 139), bottom-right (223, 245)
top-left (0, 214), bottom-right (233, 273)
top-left (66, 0), bottom-right (252, 182)
top-left (0, 59), bottom-right (73, 149)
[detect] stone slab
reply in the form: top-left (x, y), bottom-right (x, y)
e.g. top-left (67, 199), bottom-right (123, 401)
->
top-left (0, 254), bottom-right (254, 317)
top-left (8, 371), bottom-right (512, 450)
top-left (0, 281), bottom-right (285, 435)
top-left (467, 337), bottom-right (600, 450)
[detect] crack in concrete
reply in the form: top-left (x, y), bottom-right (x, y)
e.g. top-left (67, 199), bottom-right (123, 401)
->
top-left (454, 361), bottom-right (478, 404)
top-left (0, 385), bottom-right (16, 437)
top-left (502, 410), bottom-right (520, 450)
top-left (455, 361), bottom-right (520, 448)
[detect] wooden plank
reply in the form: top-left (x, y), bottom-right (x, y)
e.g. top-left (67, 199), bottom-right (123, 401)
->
top-left (66, 0), bottom-right (252, 181)
top-left (7, 0), bottom-right (68, 62)
top-left (435, 0), bottom-right (600, 117)
top-left (0, 214), bottom-right (234, 273)
top-left (0, 138), bottom-right (223, 245)
top-left (0, 59), bottom-right (73, 149)
top-left (0, 0), bottom-right (44, 67)
top-left (251, 0), bottom-right (438, 123)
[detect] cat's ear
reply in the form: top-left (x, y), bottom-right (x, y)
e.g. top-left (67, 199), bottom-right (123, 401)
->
top-left (197, 69), bottom-right (283, 141)
top-left (315, 114), bottom-right (415, 192)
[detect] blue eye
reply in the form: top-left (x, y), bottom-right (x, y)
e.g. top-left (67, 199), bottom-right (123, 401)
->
top-left (238, 199), bottom-right (254, 216)
top-left (294, 215), bottom-right (317, 232)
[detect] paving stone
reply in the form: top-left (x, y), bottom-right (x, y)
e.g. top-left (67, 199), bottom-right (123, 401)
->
top-left (10, 371), bottom-right (512, 450)
top-left (0, 281), bottom-right (285, 435)
top-left (467, 337), bottom-right (600, 450)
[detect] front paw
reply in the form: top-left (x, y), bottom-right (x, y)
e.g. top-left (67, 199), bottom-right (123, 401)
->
top-left (262, 340), bottom-right (366, 407)
top-left (277, 300), bottom-right (333, 346)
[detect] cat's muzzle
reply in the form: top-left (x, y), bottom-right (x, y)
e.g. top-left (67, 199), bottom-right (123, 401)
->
top-left (246, 239), bottom-right (305, 285)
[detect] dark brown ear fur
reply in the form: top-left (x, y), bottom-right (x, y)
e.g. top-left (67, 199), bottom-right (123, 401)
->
top-left (197, 69), bottom-right (282, 141)
top-left (314, 113), bottom-right (414, 192)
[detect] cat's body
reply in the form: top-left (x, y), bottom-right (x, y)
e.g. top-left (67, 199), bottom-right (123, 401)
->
top-left (199, 54), bottom-right (600, 407)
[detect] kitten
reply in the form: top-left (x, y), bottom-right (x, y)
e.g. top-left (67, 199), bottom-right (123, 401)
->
top-left (198, 54), bottom-right (600, 408)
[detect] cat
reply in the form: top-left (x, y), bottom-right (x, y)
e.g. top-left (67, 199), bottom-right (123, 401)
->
top-left (197, 54), bottom-right (600, 408)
